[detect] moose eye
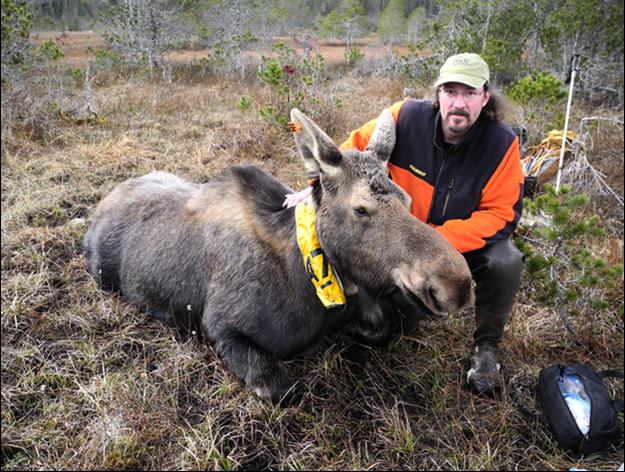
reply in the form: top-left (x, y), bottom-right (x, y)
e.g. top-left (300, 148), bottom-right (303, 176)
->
top-left (353, 207), bottom-right (370, 218)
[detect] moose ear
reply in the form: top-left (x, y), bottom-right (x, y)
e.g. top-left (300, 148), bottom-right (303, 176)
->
top-left (290, 108), bottom-right (342, 178)
top-left (365, 108), bottom-right (396, 166)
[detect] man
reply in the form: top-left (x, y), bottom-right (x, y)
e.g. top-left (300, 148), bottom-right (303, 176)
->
top-left (340, 53), bottom-right (525, 394)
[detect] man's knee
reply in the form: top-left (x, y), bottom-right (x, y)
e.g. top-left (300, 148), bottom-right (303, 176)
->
top-left (466, 238), bottom-right (523, 279)
top-left (478, 238), bottom-right (523, 278)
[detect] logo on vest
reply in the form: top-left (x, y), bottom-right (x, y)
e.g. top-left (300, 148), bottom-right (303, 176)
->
top-left (409, 165), bottom-right (427, 177)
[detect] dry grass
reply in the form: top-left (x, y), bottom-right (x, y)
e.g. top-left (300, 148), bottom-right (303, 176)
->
top-left (1, 62), bottom-right (623, 471)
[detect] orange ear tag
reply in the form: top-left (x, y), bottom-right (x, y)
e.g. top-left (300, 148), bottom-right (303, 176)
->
top-left (287, 122), bottom-right (303, 133)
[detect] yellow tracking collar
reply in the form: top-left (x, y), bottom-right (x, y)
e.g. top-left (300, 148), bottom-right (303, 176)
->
top-left (295, 200), bottom-right (347, 309)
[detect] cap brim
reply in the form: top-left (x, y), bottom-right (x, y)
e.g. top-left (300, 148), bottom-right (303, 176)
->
top-left (435, 73), bottom-right (486, 89)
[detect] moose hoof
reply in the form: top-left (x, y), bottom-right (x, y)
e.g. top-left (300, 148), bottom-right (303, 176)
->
top-left (251, 374), bottom-right (298, 404)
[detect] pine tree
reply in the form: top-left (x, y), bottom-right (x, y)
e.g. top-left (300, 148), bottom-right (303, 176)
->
top-left (1, 0), bottom-right (33, 83)
top-left (377, 0), bottom-right (406, 45)
top-left (516, 185), bottom-right (624, 342)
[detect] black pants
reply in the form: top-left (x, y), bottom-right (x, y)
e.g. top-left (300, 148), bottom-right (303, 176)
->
top-left (463, 237), bottom-right (524, 347)
top-left (383, 237), bottom-right (523, 345)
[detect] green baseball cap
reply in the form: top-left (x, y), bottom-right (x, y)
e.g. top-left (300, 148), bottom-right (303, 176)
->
top-left (434, 53), bottom-right (489, 88)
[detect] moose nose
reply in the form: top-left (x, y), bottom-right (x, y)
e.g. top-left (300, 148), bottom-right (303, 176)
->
top-left (427, 273), bottom-right (474, 315)
top-left (448, 272), bottom-right (475, 312)
top-left (459, 277), bottom-right (476, 311)
top-left (427, 285), bottom-right (444, 313)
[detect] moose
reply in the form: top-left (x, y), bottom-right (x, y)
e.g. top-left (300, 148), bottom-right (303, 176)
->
top-left (84, 108), bottom-right (474, 402)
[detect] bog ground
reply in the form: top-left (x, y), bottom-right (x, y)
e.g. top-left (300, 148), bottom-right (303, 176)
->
top-left (1, 36), bottom-right (623, 471)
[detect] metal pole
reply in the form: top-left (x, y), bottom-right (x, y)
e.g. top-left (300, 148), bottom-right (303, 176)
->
top-left (555, 53), bottom-right (580, 193)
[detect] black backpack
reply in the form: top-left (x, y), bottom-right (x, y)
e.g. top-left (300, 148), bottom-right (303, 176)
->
top-left (514, 363), bottom-right (624, 455)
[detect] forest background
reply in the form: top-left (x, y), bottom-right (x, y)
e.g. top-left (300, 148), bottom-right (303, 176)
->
top-left (2, 0), bottom-right (623, 470)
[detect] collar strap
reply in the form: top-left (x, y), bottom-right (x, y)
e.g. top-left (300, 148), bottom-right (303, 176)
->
top-left (295, 200), bottom-right (346, 309)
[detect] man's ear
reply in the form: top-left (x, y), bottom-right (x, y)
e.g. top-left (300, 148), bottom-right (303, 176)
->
top-left (290, 108), bottom-right (342, 178)
top-left (481, 89), bottom-right (490, 107)
top-left (365, 108), bottom-right (396, 166)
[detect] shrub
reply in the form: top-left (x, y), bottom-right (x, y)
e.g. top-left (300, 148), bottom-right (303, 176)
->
top-left (38, 39), bottom-right (64, 61)
top-left (344, 46), bottom-right (364, 65)
top-left (506, 72), bottom-right (567, 143)
top-left (252, 42), bottom-right (335, 127)
top-left (516, 184), bottom-right (624, 341)
top-left (394, 43), bottom-right (440, 88)
top-left (1, 0), bottom-right (33, 81)
top-left (506, 72), bottom-right (566, 106)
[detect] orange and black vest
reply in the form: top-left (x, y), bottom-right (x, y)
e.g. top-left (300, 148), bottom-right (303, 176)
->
top-left (342, 99), bottom-right (524, 253)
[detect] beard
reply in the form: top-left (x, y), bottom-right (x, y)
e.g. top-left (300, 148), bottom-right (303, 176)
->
top-left (444, 109), bottom-right (472, 136)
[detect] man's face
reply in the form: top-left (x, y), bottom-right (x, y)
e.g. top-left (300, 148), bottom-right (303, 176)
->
top-left (438, 82), bottom-right (490, 143)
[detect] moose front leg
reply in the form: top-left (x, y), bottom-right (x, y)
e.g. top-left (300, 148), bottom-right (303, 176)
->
top-left (214, 328), bottom-right (297, 402)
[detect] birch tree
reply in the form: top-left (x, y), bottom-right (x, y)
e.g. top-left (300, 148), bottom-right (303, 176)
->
top-left (404, 5), bottom-right (427, 45)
